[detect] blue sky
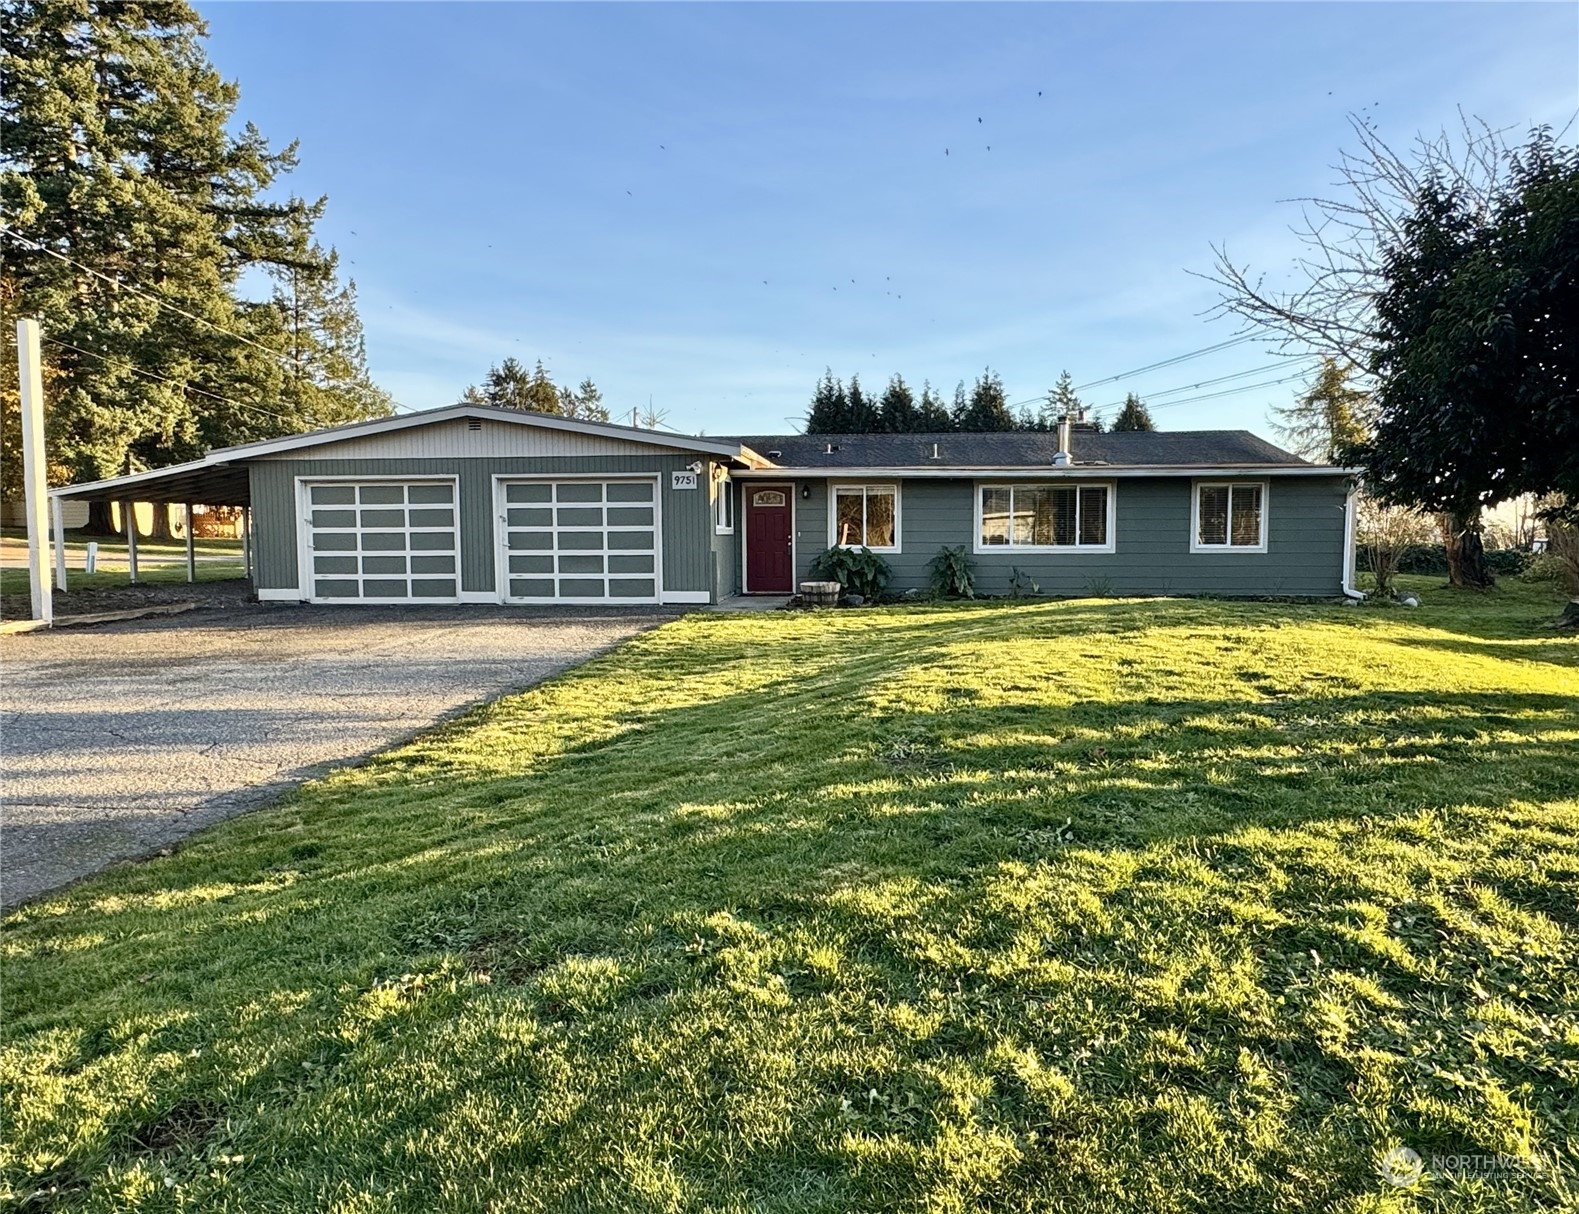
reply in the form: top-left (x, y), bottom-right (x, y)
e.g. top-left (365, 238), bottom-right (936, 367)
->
top-left (199, 2), bottom-right (1576, 437)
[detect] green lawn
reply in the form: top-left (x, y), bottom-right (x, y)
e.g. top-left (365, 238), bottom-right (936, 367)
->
top-left (4, 578), bottom-right (1577, 1212)
top-left (0, 532), bottom-right (244, 597)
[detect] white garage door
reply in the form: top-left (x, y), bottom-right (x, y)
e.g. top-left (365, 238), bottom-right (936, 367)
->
top-left (498, 478), bottom-right (658, 603)
top-left (302, 479), bottom-right (460, 603)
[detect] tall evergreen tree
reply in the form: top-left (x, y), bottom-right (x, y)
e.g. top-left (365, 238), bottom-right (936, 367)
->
top-left (1111, 393), bottom-right (1156, 431)
top-left (805, 369), bottom-right (850, 433)
top-left (877, 374), bottom-right (918, 432)
top-left (263, 207), bottom-right (391, 433)
top-left (0, 0), bottom-right (387, 510)
top-left (916, 381), bottom-right (952, 430)
top-left (461, 358), bottom-right (606, 419)
top-left (845, 374), bottom-right (879, 431)
top-left (1272, 357), bottom-right (1369, 462)
top-left (1041, 370), bottom-right (1083, 430)
top-left (954, 368), bottom-right (1017, 432)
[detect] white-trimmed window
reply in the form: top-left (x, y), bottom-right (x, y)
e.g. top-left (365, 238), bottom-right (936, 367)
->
top-left (1192, 481), bottom-right (1267, 552)
top-left (830, 483), bottom-right (899, 551)
top-left (975, 482), bottom-right (1114, 552)
top-left (714, 475), bottom-right (734, 534)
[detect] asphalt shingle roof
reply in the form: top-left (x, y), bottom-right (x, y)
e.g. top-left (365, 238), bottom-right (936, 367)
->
top-left (729, 429), bottom-right (1312, 470)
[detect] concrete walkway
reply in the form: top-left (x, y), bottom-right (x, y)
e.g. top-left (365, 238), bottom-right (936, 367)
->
top-left (0, 603), bottom-right (674, 907)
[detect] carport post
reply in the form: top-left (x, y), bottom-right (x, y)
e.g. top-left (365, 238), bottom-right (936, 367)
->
top-left (241, 507), bottom-right (252, 582)
top-left (51, 495), bottom-right (68, 592)
top-left (185, 503), bottom-right (195, 583)
top-left (125, 501), bottom-right (139, 584)
top-left (16, 318), bottom-right (52, 623)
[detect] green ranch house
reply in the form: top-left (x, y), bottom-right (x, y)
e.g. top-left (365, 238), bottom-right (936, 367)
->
top-left (49, 404), bottom-right (1361, 605)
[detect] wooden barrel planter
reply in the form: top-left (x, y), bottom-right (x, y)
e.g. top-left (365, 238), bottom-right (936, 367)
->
top-left (800, 580), bottom-right (841, 607)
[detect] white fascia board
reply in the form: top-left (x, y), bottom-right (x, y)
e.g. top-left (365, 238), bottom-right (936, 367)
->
top-left (51, 457), bottom-right (237, 500)
top-left (212, 405), bottom-right (745, 461)
top-left (49, 407), bottom-right (747, 500)
top-left (734, 465), bottom-right (1357, 479)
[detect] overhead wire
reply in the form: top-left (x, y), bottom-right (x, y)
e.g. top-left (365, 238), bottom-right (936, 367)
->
top-left (41, 335), bottom-right (325, 430)
top-left (1, 223), bottom-right (416, 414)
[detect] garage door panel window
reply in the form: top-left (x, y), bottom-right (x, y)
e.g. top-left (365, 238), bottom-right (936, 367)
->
top-left (303, 479), bottom-right (460, 603)
top-left (498, 478), bottom-right (658, 603)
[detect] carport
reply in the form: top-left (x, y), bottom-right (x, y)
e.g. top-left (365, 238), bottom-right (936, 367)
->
top-left (49, 458), bottom-right (254, 589)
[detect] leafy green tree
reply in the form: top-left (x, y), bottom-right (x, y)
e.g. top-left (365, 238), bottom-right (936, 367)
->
top-left (1271, 359), bottom-right (1366, 461)
top-left (916, 381), bottom-right (952, 430)
top-left (0, 0), bottom-right (385, 518)
top-left (1350, 131), bottom-right (1579, 589)
top-left (877, 374), bottom-right (918, 432)
top-left (1111, 393), bottom-right (1156, 432)
top-left (805, 369), bottom-right (850, 432)
top-left (954, 368), bottom-right (1017, 432)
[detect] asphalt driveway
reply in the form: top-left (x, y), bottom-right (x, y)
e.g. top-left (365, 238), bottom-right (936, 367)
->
top-left (1, 603), bottom-right (675, 907)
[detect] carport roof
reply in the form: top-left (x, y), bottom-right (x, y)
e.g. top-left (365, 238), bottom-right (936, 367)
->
top-left (52, 404), bottom-right (753, 504)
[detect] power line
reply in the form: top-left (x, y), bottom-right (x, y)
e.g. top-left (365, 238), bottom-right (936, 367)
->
top-left (1, 222), bottom-right (415, 414)
top-left (1091, 360), bottom-right (1316, 412)
top-left (1002, 334), bottom-right (1265, 411)
top-left (1072, 335), bottom-right (1259, 392)
top-left (42, 335), bottom-right (326, 429)
top-left (1103, 371), bottom-right (1311, 415)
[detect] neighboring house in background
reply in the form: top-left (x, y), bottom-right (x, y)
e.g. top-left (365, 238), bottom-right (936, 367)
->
top-left (48, 405), bottom-right (1358, 604)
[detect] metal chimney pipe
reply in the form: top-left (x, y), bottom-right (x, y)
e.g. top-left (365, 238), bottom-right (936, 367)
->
top-left (1055, 417), bottom-right (1073, 466)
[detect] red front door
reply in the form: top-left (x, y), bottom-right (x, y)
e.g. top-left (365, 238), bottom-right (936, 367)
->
top-left (745, 484), bottom-right (793, 592)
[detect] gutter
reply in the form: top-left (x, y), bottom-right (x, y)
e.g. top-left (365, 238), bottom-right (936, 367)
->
top-left (1341, 481), bottom-right (1365, 600)
top-left (733, 464), bottom-right (1359, 479)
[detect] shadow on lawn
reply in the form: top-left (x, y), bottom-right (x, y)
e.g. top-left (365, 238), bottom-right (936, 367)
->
top-left (5, 596), bottom-right (1577, 1210)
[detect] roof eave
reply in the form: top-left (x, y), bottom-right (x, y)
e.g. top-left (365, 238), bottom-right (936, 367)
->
top-left (735, 464), bottom-right (1355, 478)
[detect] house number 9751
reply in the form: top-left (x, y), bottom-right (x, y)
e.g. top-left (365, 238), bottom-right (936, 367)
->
top-left (671, 471), bottom-right (699, 490)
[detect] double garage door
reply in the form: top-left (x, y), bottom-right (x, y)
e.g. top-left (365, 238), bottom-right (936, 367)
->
top-left (303, 479), bottom-right (460, 603)
top-left (498, 478), bottom-right (659, 603)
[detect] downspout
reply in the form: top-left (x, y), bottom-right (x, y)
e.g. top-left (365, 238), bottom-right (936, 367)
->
top-left (1341, 480), bottom-right (1365, 600)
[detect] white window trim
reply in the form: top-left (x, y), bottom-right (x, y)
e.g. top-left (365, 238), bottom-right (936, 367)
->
top-left (714, 474), bottom-right (735, 535)
top-left (827, 482), bottom-right (901, 553)
top-left (1190, 479), bottom-right (1269, 553)
top-left (972, 480), bottom-right (1117, 555)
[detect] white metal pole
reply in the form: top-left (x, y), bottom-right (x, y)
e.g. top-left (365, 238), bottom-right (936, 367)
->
top-left (185, 503), bottom-right (195, 583)
top-left (51, 494), bottom-right (68, 592)
top-left (16, 318), bottom-right (52, 624)
top-left (125, 501), bottom-right (139, 583)
top-left (241, 506), bottom-right (252, 582)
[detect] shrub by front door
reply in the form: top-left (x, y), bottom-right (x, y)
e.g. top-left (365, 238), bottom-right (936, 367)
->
top-left (745, 485), bottom-right (793, 592)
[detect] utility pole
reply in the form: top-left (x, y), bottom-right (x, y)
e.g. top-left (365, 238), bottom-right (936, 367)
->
top-left (16, 318), bottom-right (52, 624)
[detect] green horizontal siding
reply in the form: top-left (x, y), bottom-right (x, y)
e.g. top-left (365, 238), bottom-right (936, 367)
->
top-left (785, 475), bottom-right (1348, 597)
top-left (250, 455), bottom-right (713, 598)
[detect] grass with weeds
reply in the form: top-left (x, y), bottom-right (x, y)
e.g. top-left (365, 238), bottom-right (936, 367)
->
top-left (3, 576), bottom-right (1577, 1212)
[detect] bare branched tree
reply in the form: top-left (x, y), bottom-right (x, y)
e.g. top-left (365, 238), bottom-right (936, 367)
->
top-left (1198, 111), bottom-right (1516, 371)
